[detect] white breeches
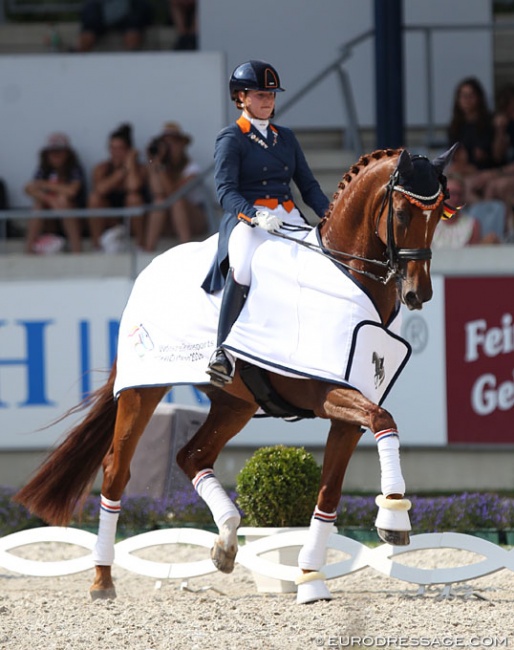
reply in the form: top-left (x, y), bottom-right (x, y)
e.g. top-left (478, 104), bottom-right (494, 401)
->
top-left (228, 206), bottom-right (310, 286)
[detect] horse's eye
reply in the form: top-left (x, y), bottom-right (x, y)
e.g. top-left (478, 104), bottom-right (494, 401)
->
top-left (395, 209), bottom-right (410, 224)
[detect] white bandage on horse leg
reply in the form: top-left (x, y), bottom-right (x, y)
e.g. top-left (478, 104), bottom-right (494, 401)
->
top-left (92, 495), bottom-right (121, 566)
top-left (297, 507), bottom-right (337, 571)
top-left (193, 469), bottom-right (240, 529)
top-left (374, 429), bottom-right (406, 496)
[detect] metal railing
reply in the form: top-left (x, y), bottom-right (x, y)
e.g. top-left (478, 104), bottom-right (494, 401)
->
top-left (0, 175), bottom-right (220, 276)
top-left (6, 0), bottom-right (81, 15)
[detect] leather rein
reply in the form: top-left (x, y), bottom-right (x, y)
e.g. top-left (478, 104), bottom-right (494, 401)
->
top-left (272, 168), bottom-right (443, 285)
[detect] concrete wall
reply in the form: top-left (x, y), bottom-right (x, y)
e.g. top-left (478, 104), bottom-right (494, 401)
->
top-left (1, 246), bottom-right (513, 492)
top-left (199, 0), bottom-right (493, 129)
top-left (3, 412), bottom-right (514, 494)
top-left (0, 51), bottom-right (225, 208)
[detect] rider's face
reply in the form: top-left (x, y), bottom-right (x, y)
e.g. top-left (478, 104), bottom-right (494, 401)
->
top-left (240, 90), bottom-right (276, 119)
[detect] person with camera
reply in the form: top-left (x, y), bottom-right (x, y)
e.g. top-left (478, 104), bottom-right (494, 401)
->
top-left (144, 122), bottom-right (207, 251)
top-left (202, 60), bottom-right (329, 387)
top-left (87, 123), bottom-right (147, 252)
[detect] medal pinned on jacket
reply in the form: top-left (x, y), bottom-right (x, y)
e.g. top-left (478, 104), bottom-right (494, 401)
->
top-left (237, 116), bottom-right (278, 148)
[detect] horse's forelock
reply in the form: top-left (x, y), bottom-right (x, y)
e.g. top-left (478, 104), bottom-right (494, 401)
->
top-left (324, 148), bottom-right (402, 222)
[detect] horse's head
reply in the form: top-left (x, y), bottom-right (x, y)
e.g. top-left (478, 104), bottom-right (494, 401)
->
top-left (321, 145), bottom-right (458, 315)
top-left (374, 144), bottom-right (458, 310)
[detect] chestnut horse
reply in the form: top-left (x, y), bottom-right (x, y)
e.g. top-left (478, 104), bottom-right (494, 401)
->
top-left (15, 146), bottom-right (456, 604)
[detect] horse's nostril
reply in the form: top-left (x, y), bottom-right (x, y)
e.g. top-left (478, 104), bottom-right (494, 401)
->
top-left (404, 291), bottom-right (422, 310)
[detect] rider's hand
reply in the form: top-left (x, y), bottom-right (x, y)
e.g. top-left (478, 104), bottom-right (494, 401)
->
top-left (251, 210), bottom-right (283, 232)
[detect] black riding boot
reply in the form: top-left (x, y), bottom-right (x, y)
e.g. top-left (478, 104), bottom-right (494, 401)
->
top-left (207, 268), bottom-right (249, 387)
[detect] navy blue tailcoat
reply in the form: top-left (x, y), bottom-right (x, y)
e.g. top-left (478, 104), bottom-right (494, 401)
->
top-left (202, 116), bottom-right (330, 293)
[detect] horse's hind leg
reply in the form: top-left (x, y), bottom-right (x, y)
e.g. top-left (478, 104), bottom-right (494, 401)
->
top-left (90, 386), bottom-right (168, 600)
top-left (176, 390), bottom-right (257, 574)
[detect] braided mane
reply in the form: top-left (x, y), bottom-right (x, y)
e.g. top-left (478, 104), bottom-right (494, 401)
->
top-left (321, 148), bottom-right (401, 225)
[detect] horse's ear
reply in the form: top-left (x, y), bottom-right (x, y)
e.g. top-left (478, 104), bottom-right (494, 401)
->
top-left (432, 143), bottom-right (460, 174)
top-left (396, 149), bottom-right (413, 177)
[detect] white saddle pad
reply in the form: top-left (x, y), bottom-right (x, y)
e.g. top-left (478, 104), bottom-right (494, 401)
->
top-left (114, 231), bottom-right (411, 405)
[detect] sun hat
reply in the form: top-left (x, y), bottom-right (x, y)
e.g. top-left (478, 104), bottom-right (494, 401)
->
top-left (44, 132), bottom-right (71, 151)
top-left (161, 122), bottom-right (192, 144)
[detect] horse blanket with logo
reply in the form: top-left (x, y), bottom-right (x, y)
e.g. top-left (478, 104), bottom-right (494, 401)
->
top-left (113, 229), bottom-right (411, 406)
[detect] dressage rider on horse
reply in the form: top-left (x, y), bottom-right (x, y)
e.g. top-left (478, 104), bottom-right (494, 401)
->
top-left (203, 60), bottom-right (330, 387)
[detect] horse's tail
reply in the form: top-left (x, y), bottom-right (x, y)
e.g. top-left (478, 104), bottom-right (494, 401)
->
top-left (14, 363), bottom-right (118, 526)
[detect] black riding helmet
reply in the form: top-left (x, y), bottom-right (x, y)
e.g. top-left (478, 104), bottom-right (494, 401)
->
top-left (229, 60), bottom-right (285, 103)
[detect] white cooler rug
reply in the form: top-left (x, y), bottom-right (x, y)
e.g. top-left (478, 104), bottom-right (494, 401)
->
top-left (114, 230), bottom-right (411, 406)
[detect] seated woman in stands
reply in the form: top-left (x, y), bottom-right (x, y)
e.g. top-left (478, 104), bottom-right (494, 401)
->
top-left (24, 132), bottom-right (86, 254)
top-left (87, 123), bottom-right (147, 252)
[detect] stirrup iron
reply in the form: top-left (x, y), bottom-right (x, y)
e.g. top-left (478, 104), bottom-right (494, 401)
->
top-left (207, 348), bottom-right (236, 387)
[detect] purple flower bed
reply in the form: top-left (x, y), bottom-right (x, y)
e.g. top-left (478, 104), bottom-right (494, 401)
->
top-left (338, 492), bottom-right (513, 532)
top-left (2, 486), bottom-right (514, 536)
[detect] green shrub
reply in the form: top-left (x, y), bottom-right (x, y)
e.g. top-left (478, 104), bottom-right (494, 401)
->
top-left (236, 445), bottom-right (321, 527)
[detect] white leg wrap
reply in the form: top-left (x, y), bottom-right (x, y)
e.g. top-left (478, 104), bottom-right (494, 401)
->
top-left (193, 469), bottom-right (240, 529)
top-left (92, 495), bottom-right (120, 566)
top-left (375, 429), bottom-right (405, 496)
top-left (298, 507), bottom-right (337, 571)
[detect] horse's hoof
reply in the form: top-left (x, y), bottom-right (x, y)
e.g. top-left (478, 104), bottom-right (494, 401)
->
top-left (90, 587), bottom-right (117, 601)
top-left (210, 542), bottom-right (237, 573)
top-left (296, 579), bottom-right (333, 605)
top-left (377, 528), bottom-right (410, 546)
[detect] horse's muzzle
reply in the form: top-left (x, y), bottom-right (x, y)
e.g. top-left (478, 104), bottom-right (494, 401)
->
top-left (403, 290), bottom-right (424, 310)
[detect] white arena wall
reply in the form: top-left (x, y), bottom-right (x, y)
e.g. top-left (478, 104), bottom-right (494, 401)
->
top-left (0, 247), bottom-right (512, 493)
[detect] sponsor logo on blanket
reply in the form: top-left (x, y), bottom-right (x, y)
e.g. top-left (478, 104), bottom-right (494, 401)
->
top-left (372, 351), bottom-right (385, 389)
top-left (129, 324), bottom-right (154, 357)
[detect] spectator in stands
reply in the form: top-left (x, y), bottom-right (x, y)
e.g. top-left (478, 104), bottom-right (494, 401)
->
top-left (144, 122), bottom-right (207, 251)
top-left (24, 132), bottom-right (86, 254)
top-left (168, 0), bottom-right (197, 50)
top-left (432, 174), bottom-right (502, 248)
top-left (467, 84), bottom-right (514, 210)
top-left (87, 123), bottom-right (147, 252)
top-left (447, 77), bottom-right (499, 174)
top-left (77, 0), bottom-right (153, 52)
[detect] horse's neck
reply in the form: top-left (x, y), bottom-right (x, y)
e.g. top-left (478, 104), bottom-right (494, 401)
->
top-left (321, 182), bottom-right (397, 324)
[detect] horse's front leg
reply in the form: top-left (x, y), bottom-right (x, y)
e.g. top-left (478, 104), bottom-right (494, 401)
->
top-left (296, 385), bottom-right (412, 604)
top-left (90, 387), bottom-right (167, 600)
top-left (296, 421), bottom-right (362, 604)
top-left (322, 386), bottom-right (411, 545)
top-left (176, 389), bottom-right (257, 574)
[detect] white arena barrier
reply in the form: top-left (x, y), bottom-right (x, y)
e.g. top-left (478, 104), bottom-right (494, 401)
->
top-left (2, 527), bottom-right (514, 588)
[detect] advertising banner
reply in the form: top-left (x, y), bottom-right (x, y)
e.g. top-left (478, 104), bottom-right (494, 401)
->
top-left (0, 280), bottom-right (130, 449)
top-left (445, 277), bottom-right (514, 444)
top-left (0, 274), bottom-right (448, 449)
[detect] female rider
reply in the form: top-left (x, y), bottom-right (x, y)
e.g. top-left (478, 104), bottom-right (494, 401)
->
top-left (203, 60), bottom-right (330, 386)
